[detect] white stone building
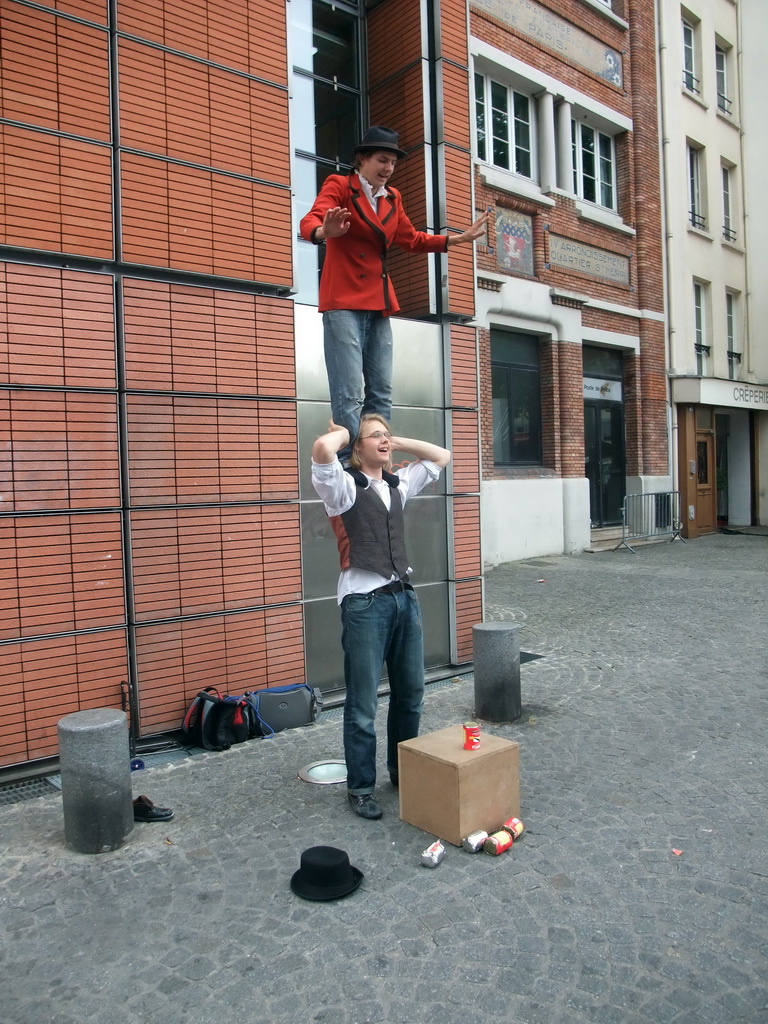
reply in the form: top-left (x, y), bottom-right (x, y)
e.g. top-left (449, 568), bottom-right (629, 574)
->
top-left (660, 0), bottom-right (768, 534)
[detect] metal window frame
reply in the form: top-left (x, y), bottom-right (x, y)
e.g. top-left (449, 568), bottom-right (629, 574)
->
top-left (682, 18), bottom-right (699, 94)
top-left (476, 73), bottom-right (534, 180)
top-left (688, 145), bottom-right (705, 229)
top-left (571, 119), bottom-right (617, 212)
top-left (715, 46), bottom-right (732, 113)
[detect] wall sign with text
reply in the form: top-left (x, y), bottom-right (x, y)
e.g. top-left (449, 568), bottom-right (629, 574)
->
top-left (548, 234), bottom-right (630, 286)
top-left (471, 0), bottom-right (623, 87)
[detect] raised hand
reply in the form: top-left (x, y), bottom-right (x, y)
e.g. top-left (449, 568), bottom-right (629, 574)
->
top-left (321, 207), bottom-right (351, 238)
top-left (446, 209), bottom-right (490, 247)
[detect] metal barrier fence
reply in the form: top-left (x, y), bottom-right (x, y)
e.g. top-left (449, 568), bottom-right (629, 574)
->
top-left (614, 491), bottom-right (685, 553)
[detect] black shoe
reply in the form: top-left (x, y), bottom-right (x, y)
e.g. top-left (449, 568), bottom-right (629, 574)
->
top-left (390, 773), bottom-right (399, 788)
top-left (347, 793), bottom-right (383, 819)
top-left (133, 795), bottom-right (174, 823)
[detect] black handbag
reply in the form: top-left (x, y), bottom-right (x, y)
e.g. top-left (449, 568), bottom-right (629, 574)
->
top-left (181, 687), bottom-right (259, 751)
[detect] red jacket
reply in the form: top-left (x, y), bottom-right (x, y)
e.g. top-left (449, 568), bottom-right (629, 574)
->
top-left (299, 172), bottom-right (448, 316)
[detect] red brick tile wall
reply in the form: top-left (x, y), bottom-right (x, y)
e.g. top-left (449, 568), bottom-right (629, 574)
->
top-left (0, 266), bottom-right (116, 388)
top-left (116, 0), bottom-right (288, 81)
top-left (0, 125), bottom-right (114, 258)
top-left (122, 280), bottom-right (295, 397)
top-left (0, 4), bottom-right (110, 139)
top-left (453, 578), bottom-right (483, 664)
top-left (0, 390), bottom-right (121, 510)
top-left (118, 41), bottom-right (291, 183)
top-left (0, 631), bottom-right (129, 763)
top-left (0, 0), bottom-right (302, 766)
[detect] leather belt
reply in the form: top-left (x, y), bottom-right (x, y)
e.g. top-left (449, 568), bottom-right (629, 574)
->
top-left (371, 574), bottom-right (412, 596)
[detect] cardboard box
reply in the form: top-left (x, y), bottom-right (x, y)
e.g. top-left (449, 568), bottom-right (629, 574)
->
top-left (398, 725), bottom-right (520, 846)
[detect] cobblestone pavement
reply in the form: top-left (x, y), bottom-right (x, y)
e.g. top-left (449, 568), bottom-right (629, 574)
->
top-left (1, 532), bottom-right (766, 1024)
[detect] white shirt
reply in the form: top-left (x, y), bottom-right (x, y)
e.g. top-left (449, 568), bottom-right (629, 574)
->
top-left (311, 457), bottom-right (441, 603)
top-left (358, 174), bottom-right (387, 213)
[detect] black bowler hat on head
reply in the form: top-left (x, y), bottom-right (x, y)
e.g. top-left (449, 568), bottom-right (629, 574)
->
top-left (353, 126), bottom-right (407, 159)
top-left (290, 846), bottom-right (364, 901)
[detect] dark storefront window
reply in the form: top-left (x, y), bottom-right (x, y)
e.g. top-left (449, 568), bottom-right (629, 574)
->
top-left (491, 331), bottom-right (542, 466)
top-left (583, 346), bottom-right (622, 379)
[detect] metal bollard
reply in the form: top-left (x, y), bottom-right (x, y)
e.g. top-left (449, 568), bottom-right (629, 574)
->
top-left (473, 622), bottom-right (522, 722)
top-left (58, 708), bottom-right (134, 854)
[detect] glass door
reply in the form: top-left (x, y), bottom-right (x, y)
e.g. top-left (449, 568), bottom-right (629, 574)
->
top-left (585, 401), bottom-right (625, 526)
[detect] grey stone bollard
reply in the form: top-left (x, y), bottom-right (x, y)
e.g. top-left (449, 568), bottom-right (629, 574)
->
top-left (58, 708), bottom-right (134, 854)
top-left (473, 622), bottom-right (522, 722)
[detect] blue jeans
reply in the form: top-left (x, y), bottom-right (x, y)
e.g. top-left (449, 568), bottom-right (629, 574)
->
top-left (323, 310), bottom-right (393, 459)
top-left (340, 587), bottom-right (425, 794)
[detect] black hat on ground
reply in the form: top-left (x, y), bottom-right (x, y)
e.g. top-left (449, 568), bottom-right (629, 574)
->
top-left (290, 846), bottom-right (364, 901)
top-left (352, 126), bottom-right (407, 159)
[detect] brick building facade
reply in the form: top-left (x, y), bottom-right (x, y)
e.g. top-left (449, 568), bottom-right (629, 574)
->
top-left (0, 0), bottom-right (668, 770)
top-left (0, 0), bottom-right (485, 769)
top-left (470, 0), bottom-right (669, 564)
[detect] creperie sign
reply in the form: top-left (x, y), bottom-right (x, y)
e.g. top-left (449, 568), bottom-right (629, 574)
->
top-left (732, 385), bottom-right (768, 407)
top-left (671, 376), bottom-right (768, 411)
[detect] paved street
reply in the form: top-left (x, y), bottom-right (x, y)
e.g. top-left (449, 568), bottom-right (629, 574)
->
top-left (1, 532), bottom-right (766, 1024)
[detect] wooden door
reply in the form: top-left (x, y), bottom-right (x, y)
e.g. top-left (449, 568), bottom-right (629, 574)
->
top-left (695, 429), bottom-right (716, 533)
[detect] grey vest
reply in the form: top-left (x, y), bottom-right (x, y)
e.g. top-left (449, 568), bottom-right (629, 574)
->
top-left (331, 468), bottom-right (410, 578)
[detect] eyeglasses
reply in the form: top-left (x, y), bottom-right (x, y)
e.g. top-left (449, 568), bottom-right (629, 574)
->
top-left (361, 431), bottom-right (391, 440)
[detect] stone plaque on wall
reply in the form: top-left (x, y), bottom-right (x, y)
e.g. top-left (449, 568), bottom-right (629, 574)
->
top-left (548, 234), bottom-right (629, 285)
top-left (470, 0), bottom-right (623, 87)
top-left (496, 209), bottom-right (534, 276)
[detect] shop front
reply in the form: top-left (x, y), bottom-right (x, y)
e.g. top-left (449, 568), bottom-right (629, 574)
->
top-left (672, 378), bottom-right (767, 537)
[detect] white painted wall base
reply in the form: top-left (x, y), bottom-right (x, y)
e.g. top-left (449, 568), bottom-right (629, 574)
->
top-left (562, 477), bottom-right (591, 553)
top-left (482, 478), bottom-right (563, 565)
top-left (482, 477), bottom-right (591, 565)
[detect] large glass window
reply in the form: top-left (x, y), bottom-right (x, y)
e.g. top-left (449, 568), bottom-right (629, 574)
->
top-left (491, 331), bottom-right (542, 466)
top-left (726, 291), bottom-right (741, 380)
top-left (682, 18), bottom-right (699, 93)
top-left (290, 0), bottom-right (365, 304)
top-left (688, 145), bottom-right (705, 229)
top-left (475, 74), bottom-right (533, 179)
top-left (571, 121), bottom-right (615, 210)
top-left (693, 281), bottom-right (709, 375)
top-left (715, 46), bottom-right (732, 115)
top-left (722, 165), bottom-right (735, 241)
top-left (291, 0), bottom-right (362, 162)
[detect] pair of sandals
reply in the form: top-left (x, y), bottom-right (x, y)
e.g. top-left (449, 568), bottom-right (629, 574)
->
top-left (133, 795), bottom-right (174, 823)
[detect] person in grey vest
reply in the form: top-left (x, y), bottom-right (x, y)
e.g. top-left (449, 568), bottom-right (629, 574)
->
top-left (311, 415), bottom-right (451, 819)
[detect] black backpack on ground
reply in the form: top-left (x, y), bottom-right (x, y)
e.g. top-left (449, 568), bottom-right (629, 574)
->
top-left (181, 687), bottom-right (259, 751)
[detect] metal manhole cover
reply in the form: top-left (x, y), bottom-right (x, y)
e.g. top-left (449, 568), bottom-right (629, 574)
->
top-left (297, 760), bottom-right (347, 785)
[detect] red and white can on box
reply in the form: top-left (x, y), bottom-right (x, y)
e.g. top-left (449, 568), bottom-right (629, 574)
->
top-left (463, 720), bottom-right (480, 750)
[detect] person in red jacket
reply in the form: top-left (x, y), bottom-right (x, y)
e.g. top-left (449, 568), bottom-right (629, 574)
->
top-left (300, 126), bottom-right (488, 460)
